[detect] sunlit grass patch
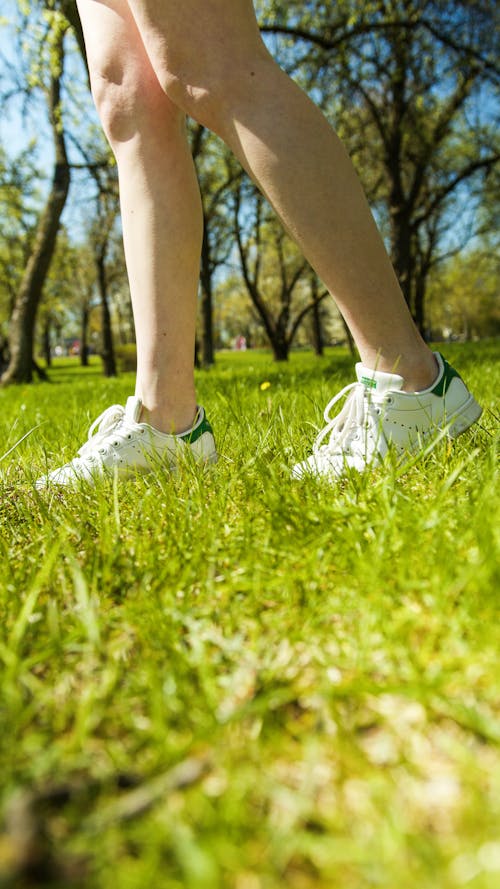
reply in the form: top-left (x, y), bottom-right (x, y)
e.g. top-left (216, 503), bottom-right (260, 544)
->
top-left (0, 343), bottom-right (499, 888)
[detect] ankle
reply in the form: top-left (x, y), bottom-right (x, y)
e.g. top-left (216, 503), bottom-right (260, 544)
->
top-left (398, 352), bottom-right (439, 392)
top-left (360, 348), bottom-right (438, 392)
top-left (138, 402), bottom-right (199, 436)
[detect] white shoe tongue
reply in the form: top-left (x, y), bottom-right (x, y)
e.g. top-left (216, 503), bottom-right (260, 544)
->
top-left (355, 363), bottom-right (404, 394)
top-left (125, 396), bottom-right (143, 423)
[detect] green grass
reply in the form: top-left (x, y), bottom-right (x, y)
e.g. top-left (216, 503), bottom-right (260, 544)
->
top-left (0, 342), bottom-right (499, 889)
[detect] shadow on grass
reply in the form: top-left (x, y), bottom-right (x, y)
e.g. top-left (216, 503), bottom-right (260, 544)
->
top-left (45, 357), bottom-right (108, 384)
top-left (47, 358), bottom-right (103, 383)
top-left (42, 341), bottom-right (498, 389)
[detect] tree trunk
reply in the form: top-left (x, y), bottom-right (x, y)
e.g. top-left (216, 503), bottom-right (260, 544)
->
top-left (310, 276), bottom-right (324, 356)
top-left (270, 333), bottom-right (289, 361)
top-left (1, 33), bottom-right (70, 386)
top-left (200, 222), bottom-right (215, 367)
top-left (80, 305), bottom-right (89, 367)
top-left (390, 207), bottom-right (414, 311)
top-left (32, 358), bottom-right (49, 382)
top-left (201, 286), bottom-right (215, 367)
top-left (96, 251), bottom-right (117, 377)
top-left (0, 336), bottom-right (9, 373)
top-left (341, 316), bottom-right (356, 357)
top-left (42, 317), bottom-right (52, 367)
top-left (413, 273), bottom-right (428, 339)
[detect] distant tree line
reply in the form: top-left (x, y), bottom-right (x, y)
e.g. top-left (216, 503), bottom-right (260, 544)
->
top-left (0, 0), bottom-right (498, 383)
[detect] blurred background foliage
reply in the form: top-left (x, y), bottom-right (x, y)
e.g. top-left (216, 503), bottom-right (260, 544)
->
top-left (0, 0), bottom-right (498, 381)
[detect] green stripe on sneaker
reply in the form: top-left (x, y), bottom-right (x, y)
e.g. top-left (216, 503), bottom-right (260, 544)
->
top-left (431, 355), bottom-right (463, 397)
top-left (179, 414), bottom-right (213, 445)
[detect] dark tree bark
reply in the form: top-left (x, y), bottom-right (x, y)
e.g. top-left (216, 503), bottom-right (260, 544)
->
top-left (80, 304), bottom-right (89, 366)
top-left (234, 183), bottom-right (329, 361)
top-left (200, 218), bottom-right (215, 367)
top-left (309, 274), bottom-right (324, 356)
top-left (32, 358), bottom-right (49, 381)
top-left (192, 126), bottom-right (215, 368)
top-left (58, 0), bottom-right (87, 71)
top-left (96, 246), bottom-right (117, 377)
top-left (42, 317), bottom-right (52, 367)
top-left (340, 316), bottom-right (356, 357)
top-left (1, 30), bottom-right (70, 385)
top-left (191, 123), bottom-right (244, 367)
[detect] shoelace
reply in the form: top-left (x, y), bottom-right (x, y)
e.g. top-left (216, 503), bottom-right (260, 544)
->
top-left (313, 382), bottom-right (380, 456)
top-left (78, 404), bottom-right (127, 458)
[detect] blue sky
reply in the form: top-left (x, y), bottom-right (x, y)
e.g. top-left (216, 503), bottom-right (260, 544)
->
top-left (0, 0), bottom-right (102, 236)
top-left (1, 1), bottom-right (496, 259)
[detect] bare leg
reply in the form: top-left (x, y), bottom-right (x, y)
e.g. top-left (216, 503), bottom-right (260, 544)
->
top-left (126, 0), bottom-right (436, 390)
top-left (77, 0), bottom-right (201, 433)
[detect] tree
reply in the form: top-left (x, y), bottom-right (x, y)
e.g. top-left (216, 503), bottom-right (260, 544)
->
top-left (0, 145), bottom-right (40, 327)
top-left (260, 0), bottom-right (500, 334)
top-left (190, 124), bottom-right (244, 367)
top-left (427, 246), bottom-right (500, 340)
top-left (71, 244), bottom-right (98, 366)
top-left (37, 226), bottom-right (74, 364)
top-left (36, 230), bottom-right (101, 366)
top-left (86, 178), bottom-right (126, 377)
top-left (233, 176), bottom-right (329, 360)
top-left (1, 10), bottom-right (71, 384)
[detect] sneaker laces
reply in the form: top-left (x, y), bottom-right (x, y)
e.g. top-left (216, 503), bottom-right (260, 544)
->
top-left (77, 404), bottom-right (129, 459)
top-left (313, 382), bottom-right (381, 457)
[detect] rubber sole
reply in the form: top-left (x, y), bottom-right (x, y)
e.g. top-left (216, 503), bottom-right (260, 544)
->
top-left (448, 395), bottom-right (483, 439)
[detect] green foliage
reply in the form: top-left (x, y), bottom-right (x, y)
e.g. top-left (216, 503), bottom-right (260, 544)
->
top-left (428, 249), bottom-right (500, 340)
top-left (0, 343), bottom-right (499, 888)
top-left (114, 342), bottom-right (137, 373)
top-left (0, 145), bottom-right (41, 328)
top-left (16, 1), bottom-right (69, 92)
top-left (260, 0), bottom-right (500, 326)
top-left (1, 0), bottom-right (498, 362)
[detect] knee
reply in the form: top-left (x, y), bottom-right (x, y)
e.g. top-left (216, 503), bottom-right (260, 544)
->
top-left (155, 42), bottom-right (270, 132)
top-left (90, 57), bottom-right (178, 146)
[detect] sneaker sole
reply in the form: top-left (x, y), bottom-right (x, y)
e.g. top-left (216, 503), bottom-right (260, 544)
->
top-left (291, 393), bottom-right (482, 480)
top-left (404, 393), bottom-right (483, 460)
top-left (447, 394), bottom-right (482, 439)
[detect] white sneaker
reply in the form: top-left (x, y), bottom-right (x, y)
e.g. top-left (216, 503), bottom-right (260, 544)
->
top-left (292, 352), bottom-right (482, 480)
top-left (36, 397), bottom-right (217, 488)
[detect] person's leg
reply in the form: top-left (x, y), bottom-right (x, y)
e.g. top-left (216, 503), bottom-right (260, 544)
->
top-left (125, 0), bottom-right (437, 391)
top-left (76, 0), bottom-right (200, 434)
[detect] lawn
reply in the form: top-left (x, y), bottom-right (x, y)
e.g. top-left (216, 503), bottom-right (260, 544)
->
top-left (0, 342), bottom-right (499, 889)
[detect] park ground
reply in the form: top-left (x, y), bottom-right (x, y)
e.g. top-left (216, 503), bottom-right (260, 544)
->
top-left (0, 342), bottom-right (499, 889)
